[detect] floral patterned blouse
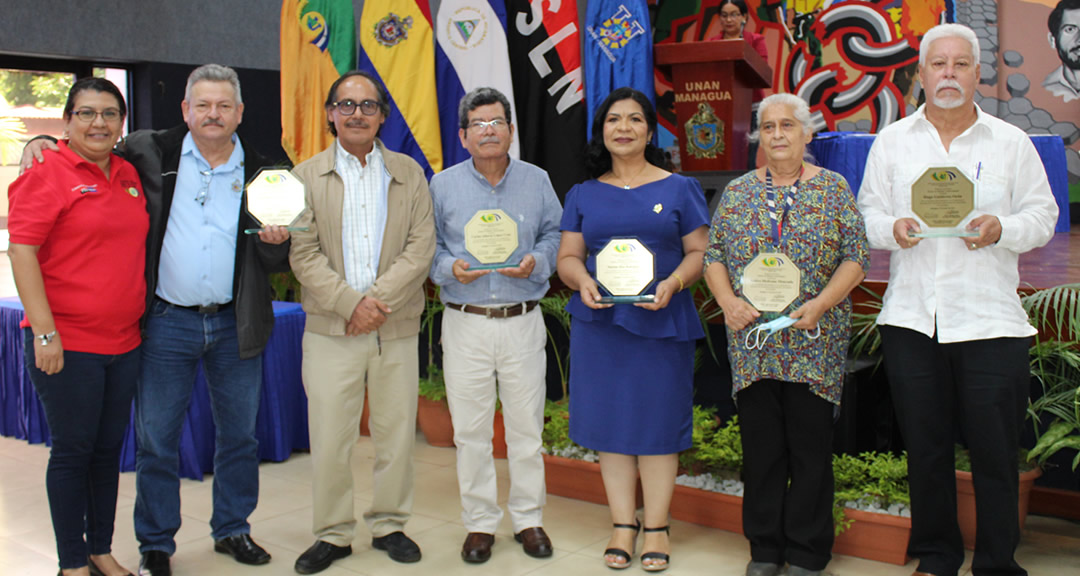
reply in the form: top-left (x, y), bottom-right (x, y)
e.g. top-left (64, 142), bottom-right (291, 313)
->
top-left (704, 168), bottom-right (870, 405)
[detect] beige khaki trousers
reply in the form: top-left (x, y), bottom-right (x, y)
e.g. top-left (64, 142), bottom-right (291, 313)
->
top-left (302, 330), bottom-right (419, 545)
top-left (441, 306), bottom-right (547, 533)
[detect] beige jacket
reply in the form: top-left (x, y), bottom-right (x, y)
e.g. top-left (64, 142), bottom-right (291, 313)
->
top-left (289, 139), bottom-right (435, 340)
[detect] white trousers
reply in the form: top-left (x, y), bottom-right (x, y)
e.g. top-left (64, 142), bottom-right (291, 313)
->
top-left (441, 306), bottom-right (548, 533)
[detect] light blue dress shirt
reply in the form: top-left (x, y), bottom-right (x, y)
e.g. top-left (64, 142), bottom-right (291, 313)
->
top-left (156, 132), bottom-right (245, 306)
top-left (429, 156), bottom-right (563, 305)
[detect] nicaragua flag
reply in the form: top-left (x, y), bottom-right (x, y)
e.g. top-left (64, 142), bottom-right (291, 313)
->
top-left (506, 0), bottom-right (588, 198)
top-left (435, 0), bottom-right (519, 166)
top-left (358, 0), bottom-right (443, 178)
top-left (584, 0), bottom-right (655, 141)
top-left (280, 0), bottom-right (356, 164)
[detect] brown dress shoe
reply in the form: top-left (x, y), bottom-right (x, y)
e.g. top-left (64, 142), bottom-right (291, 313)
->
top-left (514, 527), bottom-right (553, 558)
top-left (462, 533), bottom-right (495, 564)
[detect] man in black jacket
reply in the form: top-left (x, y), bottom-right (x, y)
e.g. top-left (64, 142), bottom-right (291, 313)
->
top-left (23, 64), bottom-right (290, 576)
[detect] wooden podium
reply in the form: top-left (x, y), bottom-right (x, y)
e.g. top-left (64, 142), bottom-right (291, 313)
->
top-left (655, 40), bottom-right (772, 172)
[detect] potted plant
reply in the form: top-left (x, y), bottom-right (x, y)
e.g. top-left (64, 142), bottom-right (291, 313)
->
top-left (672, 405), bottom-right (914, 565)
top-left (953, 445), bottom-right (1042, 550)
top-left (540, 399), bottom-right (614, 504)
top-left (417, 285), bottom-right (454, 447)
top-left (1024, 283), bottom-right (1080, 473)
top-left (831, 450), bottom-right (911, 564)
top-left (671, 406), bottom-right (745, 534)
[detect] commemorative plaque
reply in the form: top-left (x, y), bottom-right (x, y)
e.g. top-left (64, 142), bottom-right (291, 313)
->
top-left (595, 238), bottom-right (655, 304)
top-left (741, 252), bottom-right (801, 312)
top-left (909, 166), bottom-right (978, 238)
top-left (243, 168), bottom-right (308, 234)
top-left (464, 209), bottom-right (519, 270)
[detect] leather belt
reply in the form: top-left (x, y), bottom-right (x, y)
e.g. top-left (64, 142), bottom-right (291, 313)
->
top-left (445, 300), bottom-right (538, 319)
top-left (157, 296), bottom-right (233, 315)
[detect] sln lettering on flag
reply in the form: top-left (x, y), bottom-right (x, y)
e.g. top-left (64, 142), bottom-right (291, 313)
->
top-left (507, 0), bottom-right (587, 198)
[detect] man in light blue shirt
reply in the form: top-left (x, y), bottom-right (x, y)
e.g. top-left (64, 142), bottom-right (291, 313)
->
top-left (429, 87), bottom-right (562, 564)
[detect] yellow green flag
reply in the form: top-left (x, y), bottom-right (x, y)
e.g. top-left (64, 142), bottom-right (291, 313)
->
top-left (280, 0), bottom-right (356, 164)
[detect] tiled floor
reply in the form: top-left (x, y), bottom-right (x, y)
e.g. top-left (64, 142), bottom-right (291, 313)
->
top-left (1, 434), bottom-right (1078, 576)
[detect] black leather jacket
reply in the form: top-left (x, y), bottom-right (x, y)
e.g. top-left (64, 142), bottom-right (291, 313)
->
top-left (121, 125), bottom-right (291, 359)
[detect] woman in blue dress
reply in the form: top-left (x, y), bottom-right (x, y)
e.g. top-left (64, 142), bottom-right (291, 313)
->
top-left (556, 87), bottom-right (709, 572)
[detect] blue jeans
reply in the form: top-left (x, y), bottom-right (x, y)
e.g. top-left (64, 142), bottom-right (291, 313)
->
top-left (23, 329), bottom-right (139, 570)
top-left (134, 298), bottom-right (262, 554)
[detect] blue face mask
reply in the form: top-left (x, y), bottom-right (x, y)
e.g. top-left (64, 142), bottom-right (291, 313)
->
top-left (744, 315), bottom-right (820, 350)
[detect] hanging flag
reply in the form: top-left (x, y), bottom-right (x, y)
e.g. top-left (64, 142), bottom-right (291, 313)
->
top-left (435, 0), bottom-right (519, 167)
top-left (280, 0), bottom-right (356, 164)
top-left (506, 0), bottom-right (587, 198)
top-left (358, 0), bottom-right (443, 178)
top-left (584, 0), bottom-right (654, 141)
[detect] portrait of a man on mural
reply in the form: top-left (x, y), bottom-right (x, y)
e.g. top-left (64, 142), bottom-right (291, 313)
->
top-left (1044, 0), bottom-right (1080, 101)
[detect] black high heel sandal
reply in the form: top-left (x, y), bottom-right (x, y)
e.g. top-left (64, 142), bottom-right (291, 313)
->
top-left (603, 520), bottom-right (641, 570)
top-left (640, 525), bottom-right (671, 572)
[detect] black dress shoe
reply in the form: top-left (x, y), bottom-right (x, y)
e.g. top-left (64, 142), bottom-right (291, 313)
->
top-left (371, 531), bottom-right (421, 563)
top-left (461, 533), bottom-right (495, 564)
top-left (214, 534), bottom-right (271, 565)
top-left (139, 551), bottom-right (171, 576)
top-left (514, 526), bottom-right (553, 558)
top-left (294, 540), bottom-right (352, 575)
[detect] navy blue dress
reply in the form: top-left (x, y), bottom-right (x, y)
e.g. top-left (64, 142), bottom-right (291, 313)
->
top-left (561, 174), bottom-right (709, 455)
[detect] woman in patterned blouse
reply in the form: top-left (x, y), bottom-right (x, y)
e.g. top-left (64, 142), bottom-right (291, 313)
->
top-left (702, 93), bottom-right (870, 576)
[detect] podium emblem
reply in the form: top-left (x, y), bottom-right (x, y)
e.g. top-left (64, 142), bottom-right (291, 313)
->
top-left (685, 102), bottom-right (724, 159)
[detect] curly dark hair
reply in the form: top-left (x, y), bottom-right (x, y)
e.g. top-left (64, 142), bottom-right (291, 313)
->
top-left (1049, 0), bottom-right (1080, 37)
top-left (583, 87), bottom-right (667, 179)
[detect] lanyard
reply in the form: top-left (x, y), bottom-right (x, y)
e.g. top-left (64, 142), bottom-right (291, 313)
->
top-left (764, 166), bottom-right (802, 245)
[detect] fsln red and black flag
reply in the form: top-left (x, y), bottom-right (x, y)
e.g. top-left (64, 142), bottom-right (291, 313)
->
top-left (506, 0), bottom-right (588, 198)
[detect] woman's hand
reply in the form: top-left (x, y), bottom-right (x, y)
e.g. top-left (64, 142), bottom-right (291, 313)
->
top-left (789, 298), bottom-right (827, 330)
top-left (578, 277), bottom-right (613, 310)
top-left (635, 277), bottom-right (679, 311)
top-left (719, 295), bottom-right (760, 331)
top-left (34, 334), bottom-right (64, 375)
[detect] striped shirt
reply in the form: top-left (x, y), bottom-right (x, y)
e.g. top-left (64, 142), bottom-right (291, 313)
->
top-left (336, 140), bottom-right (388, 294)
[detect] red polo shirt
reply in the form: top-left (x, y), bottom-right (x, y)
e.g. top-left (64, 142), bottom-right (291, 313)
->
top-left (8, 142), bottom-right (149, 355)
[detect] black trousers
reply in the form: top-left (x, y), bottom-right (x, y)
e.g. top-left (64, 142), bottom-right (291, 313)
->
top-left (738, 379), bottom-right (835, 571)
top-left (880, 326), bottom-right (1030, 576)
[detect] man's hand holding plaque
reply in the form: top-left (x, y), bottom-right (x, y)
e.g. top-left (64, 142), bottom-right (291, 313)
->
top-left (464, 209), bottom-right (520, 270)
top-left (595, 238), bottom-right (656, 304)
top-left (909, 166), bottom-right (979, 238)
top-left (244, 168), bottom-right (309, 234)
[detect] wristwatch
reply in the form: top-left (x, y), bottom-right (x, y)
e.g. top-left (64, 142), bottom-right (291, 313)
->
top-left (37, 331), bottom-right (57, 346)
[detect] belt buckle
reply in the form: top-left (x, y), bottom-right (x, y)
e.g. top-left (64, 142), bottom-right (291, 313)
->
top-left (485, 307), bottom-right (493, 319)
top-left (199, 304), bottom-right (220, 314)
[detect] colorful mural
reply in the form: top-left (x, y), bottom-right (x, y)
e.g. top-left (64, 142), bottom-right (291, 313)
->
top-left (655, 0), bottom-right (1080, 205)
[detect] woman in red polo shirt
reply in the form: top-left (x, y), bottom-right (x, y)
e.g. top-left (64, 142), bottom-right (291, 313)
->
top-left (7, 77), bottom-right (147, 576)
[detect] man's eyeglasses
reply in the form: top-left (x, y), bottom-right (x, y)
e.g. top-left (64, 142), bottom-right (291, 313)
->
top-left (72, 108), bottom-right (122, 123)
top-left (467, 118), bottom-right (509, 132)
top-left (330, 99), bottom-right (380, 116)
